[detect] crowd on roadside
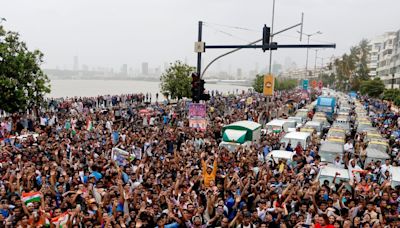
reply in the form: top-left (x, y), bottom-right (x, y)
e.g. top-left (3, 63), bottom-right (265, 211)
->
top-left (0, 89), bottom-right (399, 227)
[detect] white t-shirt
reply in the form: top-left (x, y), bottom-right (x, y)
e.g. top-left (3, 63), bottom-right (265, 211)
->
top-left (380, 164), bottom-right (392, 175)
top-left (40, 117), bottom-right (47, 126)
top-left (344, 143), bottom-right (353, 151)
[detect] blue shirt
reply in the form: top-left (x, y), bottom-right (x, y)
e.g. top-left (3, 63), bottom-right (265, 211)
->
top-left (112, 131), bottom-right (119, 144)
top-left (263, 146), bottom-right (270, 157)
top-left (156, 223), bottom-right (179, 228)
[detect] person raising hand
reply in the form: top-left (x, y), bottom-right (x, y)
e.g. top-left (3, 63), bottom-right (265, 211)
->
top-left (201, 152), bottom-right (218, 188)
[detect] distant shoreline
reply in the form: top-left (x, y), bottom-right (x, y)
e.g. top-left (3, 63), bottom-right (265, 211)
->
top-left (49, 77), bottom-right (161, 82)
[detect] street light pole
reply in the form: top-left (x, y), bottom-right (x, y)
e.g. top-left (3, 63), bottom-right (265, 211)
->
top-left (268, 0), bottom-right (276, 75)
top-left (392, 73), bottom-right (395, 89)
top-left (298, 31), bottom-right (322, 79)
top-left (306, 35), bottom-right (310, 78)
top-left (314, 49), bottom-right (318, 78)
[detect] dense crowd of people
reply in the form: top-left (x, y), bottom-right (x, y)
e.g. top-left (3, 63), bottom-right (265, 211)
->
top-left (0, 90), bottom-right (399, 227)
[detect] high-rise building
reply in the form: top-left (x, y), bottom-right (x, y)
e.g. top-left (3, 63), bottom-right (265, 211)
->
top-left (121, 64), bottom-right (128, 76)
top-left (376, 32), bottom-right (396, 78)
top-left (364, 30), bottom-right (400, 88)
top-left (82, 64), bottom-right (89, 71)
top-left (73, 56), bottom-right (79, 71)
top-left (272, 61), bottom-right (282, 76)
top-left (368, 35), bottom-right (383, 77)
top-left (284, 57), bottom-right (293, 71)
top-left (236, 68), bottom-right (242, 78)
top-left (142, 62), bottom-right (149, 75)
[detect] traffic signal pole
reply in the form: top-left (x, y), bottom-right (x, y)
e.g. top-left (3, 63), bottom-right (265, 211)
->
top-left (197, 21), bottom-right (203, 77)
top-left (204, 44), bottom-right (335, 49)
top-left (198, 21), bottom-right (332, 78)
top-left (194, 21), bottom-right (336, 101)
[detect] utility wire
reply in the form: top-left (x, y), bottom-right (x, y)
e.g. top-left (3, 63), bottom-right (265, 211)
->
top-left (203, 24), bottom-right (253, 43)
top-left (203, 21), bottom-right (258, 32)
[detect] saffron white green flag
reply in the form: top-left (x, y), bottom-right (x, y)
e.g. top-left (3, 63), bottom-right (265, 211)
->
top-left (86, 119), bottom-right (94, 131)
top-left (51, 212), bottom-right (69, 228)
top-left (21, 192), bottom-right (41, 204)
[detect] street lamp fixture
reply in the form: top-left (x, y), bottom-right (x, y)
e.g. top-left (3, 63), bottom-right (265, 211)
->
top-left (297, 31), bottom-right (323, 78)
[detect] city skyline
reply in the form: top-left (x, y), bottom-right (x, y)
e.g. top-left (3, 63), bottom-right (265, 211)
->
top-left (2, 0), bottom-right (400, 74)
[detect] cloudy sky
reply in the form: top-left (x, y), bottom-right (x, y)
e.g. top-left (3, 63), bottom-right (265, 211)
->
top-left (1, 0), bottom-right (400, 74)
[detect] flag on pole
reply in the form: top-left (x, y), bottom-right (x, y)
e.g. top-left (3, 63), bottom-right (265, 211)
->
top-left (51, 212), bottom-right (69, 228)
top-left (21, 192), bottom-right (41, 204)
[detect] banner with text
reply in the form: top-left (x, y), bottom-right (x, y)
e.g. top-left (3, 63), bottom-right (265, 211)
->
top-left (189, 103), bottom-right (206, 118)
top-left (189, 119), bottom-right (207, 131)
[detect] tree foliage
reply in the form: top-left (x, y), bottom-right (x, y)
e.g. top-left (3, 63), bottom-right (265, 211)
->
top-left (318, 73), bottom-right (335, 87)
top-left (359, 78), bottom-right (385, 98)
top-left (0, 25), bottom-right (51, 113)
top-left (252, 74), bottom-right (298, 93)
top-left (160, 61), bottom-right (195, 100)
top-left (275, 78), bottom-right (298, 91)
top-left (332, 39), bottom-right (370, 91)
top-left (383, 89), bottom-right (400, 106)
top-left (252, 74), bottom-right (264, 93)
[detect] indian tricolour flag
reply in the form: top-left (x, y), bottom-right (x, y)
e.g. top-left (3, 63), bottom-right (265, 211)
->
top-left (86, 119), bottom-right (94, 131)
top-left (51, 212), bottom-right (69, 228)
top-left (21, 192), bottom-right (41, 204)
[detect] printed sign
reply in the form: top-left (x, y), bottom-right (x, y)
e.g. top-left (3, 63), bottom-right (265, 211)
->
top-left (189, 119), bottom-right (207, 131)
top-left (311, 80), bottom-right (317, 88)
top-left (111, 148), bottom-right (135, 166)
top-left (263, 74), bottom-right (274, 96)
top-left (302, 79), bottom-right (309, 90)
top-left (189, 103), bottom-right (206, 118)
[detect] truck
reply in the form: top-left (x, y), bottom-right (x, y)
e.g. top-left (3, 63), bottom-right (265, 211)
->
top-left (315, 96), bottom-right (336, 120)
top-left (219, 120), bottom-right (262, 152)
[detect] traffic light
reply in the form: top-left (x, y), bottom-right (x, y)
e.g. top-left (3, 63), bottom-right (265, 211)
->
top-left (191, 73), bottom-right (200, 102)
top-left (199, 79), bottom-right (210, 101)
top-left (191, 73), bottom-right (210, 102)
top-left (262, 25), bottom-right (270, 52)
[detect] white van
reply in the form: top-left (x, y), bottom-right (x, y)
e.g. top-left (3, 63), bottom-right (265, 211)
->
top-left (264, 119), bottom-right (296, 134)
top-left (219, 141), bottom-right (251, 152)
top-left (295, 109), bottom-right (309, 119)
top-left (318, 165), bottom-right (350, 189)
top-left (365, 148), bottom-right (390, 164)
top-left (288, 116), bottom-right (305, 127)
top-left (265, 150), bottom-right (295, 163)
top-left (319, 141), bottom-right (344, 163)
top-left (280, 132), bottom-right (311, 149)
top-left (303, 121), bottom-right (324, 136)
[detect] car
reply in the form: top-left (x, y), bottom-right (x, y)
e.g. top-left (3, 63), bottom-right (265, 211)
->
top-left (280, 132), bottom-right (312, 149)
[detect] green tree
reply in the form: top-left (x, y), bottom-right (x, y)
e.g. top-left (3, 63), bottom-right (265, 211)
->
top-left (355, 39), bottom-right (370, 81)
top-left (275, 78), bottom-right (298, 91)
top-left (359, 78), bottom-right (385, 98)
top-left (160, 61), bottom-right (195, 100)
top-left (252, 74), bottom-right (264, 93)
top-left (331, 39), bottom-right (370, 91)
top-left (0, 25), bottom-right (51, 113)
top-left (383, 89), bottom-right (400, 101)
top-left (318, 73), bottom-right (335, 87)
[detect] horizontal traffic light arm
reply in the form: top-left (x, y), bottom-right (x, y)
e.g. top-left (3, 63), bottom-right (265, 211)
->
top-left (204, 43), bottom-right (336, 49)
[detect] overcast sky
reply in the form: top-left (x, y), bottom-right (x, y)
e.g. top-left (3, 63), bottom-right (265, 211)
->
top-left (1, 0), bottom-right (400, 74)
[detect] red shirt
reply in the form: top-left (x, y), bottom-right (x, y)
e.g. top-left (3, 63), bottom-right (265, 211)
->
top-left (315, 224), bottom-right (334, 228)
